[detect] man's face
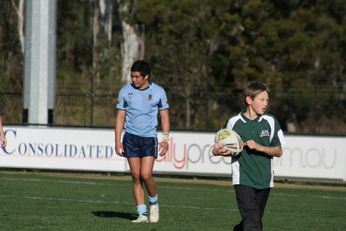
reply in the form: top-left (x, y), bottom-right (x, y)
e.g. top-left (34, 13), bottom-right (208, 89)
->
top-left (248, 91), bottom-right (269, 115)
top-left (131, 71), bottom-right (149, 89)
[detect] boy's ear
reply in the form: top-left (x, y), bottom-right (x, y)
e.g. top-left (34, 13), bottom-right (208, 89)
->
top-left (144, 75), bottom-right (149, 80)
top-left (245, 96), bottom-right (252, 105)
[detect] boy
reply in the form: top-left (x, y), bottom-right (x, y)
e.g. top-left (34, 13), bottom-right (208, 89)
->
top-left (212, 81), bottom-right (285, 231)
top-left (114, 60), bottom-right (170, 223)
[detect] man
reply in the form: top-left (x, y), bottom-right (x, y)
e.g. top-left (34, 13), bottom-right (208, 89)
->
top-left (114, 60), bottom-right (170, 223)
top-left (0, 115), bottom-right (7, 147)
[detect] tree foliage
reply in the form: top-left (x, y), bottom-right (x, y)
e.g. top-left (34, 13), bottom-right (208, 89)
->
top-left (0, 0), bottom-right (344, 134)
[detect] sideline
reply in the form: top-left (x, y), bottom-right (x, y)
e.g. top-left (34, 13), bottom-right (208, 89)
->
top-left (1, 169), bottom-right (345, 191)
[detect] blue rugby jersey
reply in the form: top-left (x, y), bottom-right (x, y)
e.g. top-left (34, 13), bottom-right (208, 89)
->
top-left (116, 83), bottom-right (169, 137)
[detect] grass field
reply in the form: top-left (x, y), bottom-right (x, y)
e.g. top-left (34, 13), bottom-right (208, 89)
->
top-left (0, 170), bottom-right (345, 231)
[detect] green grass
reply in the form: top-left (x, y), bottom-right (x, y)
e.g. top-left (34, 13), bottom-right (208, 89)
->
top-left (0, 171), bottom-right (345, 231)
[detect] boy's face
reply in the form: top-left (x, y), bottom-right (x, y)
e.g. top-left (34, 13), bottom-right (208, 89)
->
top-left (131, 71), bottom-right (149, 89)
top-left (247, 91), bottom-right (269, 115)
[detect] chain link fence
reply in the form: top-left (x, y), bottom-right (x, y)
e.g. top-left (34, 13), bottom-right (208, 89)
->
top-left (1, 87), bottom-right (345, 134)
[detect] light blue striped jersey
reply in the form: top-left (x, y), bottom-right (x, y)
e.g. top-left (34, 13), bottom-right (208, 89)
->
top-left (116, 83), bottom-right (169, 137)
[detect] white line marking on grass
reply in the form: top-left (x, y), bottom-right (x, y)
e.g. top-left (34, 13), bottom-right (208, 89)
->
top-left (1, 177), bottom-right (103, 185)
top-left (274, 192), bottom-right (346, 200)
top-left (314, 195), bottom-right (346, 200)
top-left (23, 196), bottom-right (133, 205)
top-left (2, 177), bottom-right (346, 201)
top-left (18, 195), bottom-right (237, 212)
top-left (1, 177), bottom-right (233, 193)
top-left (161, 185), bottom-right (233, 193)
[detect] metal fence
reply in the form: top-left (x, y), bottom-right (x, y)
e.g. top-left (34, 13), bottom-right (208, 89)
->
top-left (1, 89), bottom-right (345, 135)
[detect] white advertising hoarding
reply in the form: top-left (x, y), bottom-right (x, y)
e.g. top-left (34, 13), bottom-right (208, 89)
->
top-left (274, 136), bottom-right (346, 180)
top-left (0, 126), bottom-right (125, 172)
top-left (1, 126), bottom-right (345, 181)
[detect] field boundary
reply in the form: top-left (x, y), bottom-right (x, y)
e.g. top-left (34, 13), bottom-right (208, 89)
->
top-left (1, 169), bottom-right (345, 192)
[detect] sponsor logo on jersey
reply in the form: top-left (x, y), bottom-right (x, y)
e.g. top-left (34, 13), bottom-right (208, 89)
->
top-left (148, 94), bottom-right (152, 100)
top-left (260, 130), bottom-right (270, 137)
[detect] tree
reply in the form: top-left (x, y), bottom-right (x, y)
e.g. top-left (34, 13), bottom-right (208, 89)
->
top-left (0, 0), bottom-right (344, 133)
top-left (0, 1), bottom-right (23, 122)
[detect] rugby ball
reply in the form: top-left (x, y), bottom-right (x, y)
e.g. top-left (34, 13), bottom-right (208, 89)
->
top-left (215, 128), bottom-right (244, 156)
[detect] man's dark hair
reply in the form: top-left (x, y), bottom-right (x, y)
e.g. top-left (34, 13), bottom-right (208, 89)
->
top-left (131, 60), bottom-right (151, 77)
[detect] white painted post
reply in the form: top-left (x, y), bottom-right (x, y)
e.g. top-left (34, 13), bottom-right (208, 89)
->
top-left (23, 0), bottom-right (57, 124)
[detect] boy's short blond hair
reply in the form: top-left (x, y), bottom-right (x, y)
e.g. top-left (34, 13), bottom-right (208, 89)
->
top-left (244, 81), bottom-right (270, 100)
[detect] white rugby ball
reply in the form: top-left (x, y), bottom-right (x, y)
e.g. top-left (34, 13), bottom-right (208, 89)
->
top-left (215, 128), bottom-right (244, 156)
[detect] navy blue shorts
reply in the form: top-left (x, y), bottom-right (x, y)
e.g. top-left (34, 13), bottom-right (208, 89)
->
top-left (123, 133), bottom-right (158, 159)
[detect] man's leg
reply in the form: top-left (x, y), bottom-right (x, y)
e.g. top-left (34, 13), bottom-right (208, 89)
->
top-left (141, 156), bottom-right (157, 196)
top-left (234, 185), bottom-right (262, 231)
top-left (141, 156), bottom-right (159, 222)
top-left (128, 157), bottom-right (148, 222)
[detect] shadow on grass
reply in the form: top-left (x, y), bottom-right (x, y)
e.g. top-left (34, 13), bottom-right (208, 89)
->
top-left (92, 211), bottom-right (136, 220)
